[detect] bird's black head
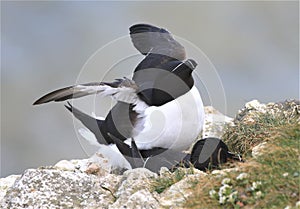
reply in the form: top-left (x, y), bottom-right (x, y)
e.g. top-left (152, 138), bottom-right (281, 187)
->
top-left (171, 58), bottom-right (197, 88)
top-left (184, 59), bottom-right (197, 71)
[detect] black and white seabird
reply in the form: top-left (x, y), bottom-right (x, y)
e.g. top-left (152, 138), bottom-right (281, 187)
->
top-left (33, 24), bottom-right (205, 172)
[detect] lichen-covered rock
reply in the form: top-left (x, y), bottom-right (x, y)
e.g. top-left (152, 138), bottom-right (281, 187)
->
top-left (202, 106), bottom-right (233, 138)
top-left (235, 99), bottom-right (300, 124)
top-left (111, 168), bottom-right (159, 208)
top-left (54, 152), bottom-right (127, 176)
top-left (111, 189), bottom-right (159, 209)
top-left (54, 159), bottom-right (77, 171)
top-left (0, 175), bottom-right (20, 201)
top-left (159, 170), bottom-right (207, 208)
top-left (0, 168), bottom-right (120, 208)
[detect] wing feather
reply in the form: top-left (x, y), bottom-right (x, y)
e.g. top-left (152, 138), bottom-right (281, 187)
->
top-left (33, 77), bottom-right (138, 105)
top-left (129, 24), bottom-right (186, 60)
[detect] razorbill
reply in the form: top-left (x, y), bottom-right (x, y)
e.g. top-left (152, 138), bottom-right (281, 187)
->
top-left (188, 137), bottom-right (243, 171)
top-left (33, 24), bottom-right (205, 172)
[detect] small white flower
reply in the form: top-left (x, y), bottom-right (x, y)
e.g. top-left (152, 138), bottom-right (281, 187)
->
top-left (284, 206), bottom-right (291, 209)
top-left (236, 173), bottom-right (249, 180)
top-left (282, 172), bottom-right (289, 177)
top-left (228, 191), bottom-right (238, 203)
top-left (255, 191), bottom-right (263, 199)
top-left (221, 178), bottom-right (231, 185)
top-left (251, 181), bottom-right (262, 190)
top-left (209, 189), bottom-right (217, 198)
top-left (296, 201), bottom-right (300, 208)
top-left (219, 184), bottom-right (232, 196)
top-left (219, 195), bottom-right (227, 204)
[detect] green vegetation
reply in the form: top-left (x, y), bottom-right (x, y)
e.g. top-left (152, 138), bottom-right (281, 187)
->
top-left (152, 168), bottom-right (191, 194)
top-left (152, 100), bottom-right (300, 208)
top-left (185, 100), bottom-right (300, 208)
top-left (185, 123), bottom-right (299, 208)
top-left (223, 100), bottom-right (300, 156)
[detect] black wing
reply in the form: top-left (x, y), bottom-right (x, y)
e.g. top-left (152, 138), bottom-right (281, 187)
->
top-left (65, 102), bottom-right (140, 145)
top-left (129, 24), bottom-right (186, 61)
top-left (65, 102), bottom-right (111, 144)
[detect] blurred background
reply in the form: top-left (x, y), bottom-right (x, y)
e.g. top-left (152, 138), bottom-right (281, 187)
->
top-left (1, 1), bottom-right (298, 177)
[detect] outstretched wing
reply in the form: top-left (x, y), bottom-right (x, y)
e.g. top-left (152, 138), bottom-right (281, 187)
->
top-left (129, 24), bottom-right (186, 61)
top-left (33, 77), bottom-right (138, 105)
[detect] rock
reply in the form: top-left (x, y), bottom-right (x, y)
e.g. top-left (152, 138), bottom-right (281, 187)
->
top-left (159, 171), bottom-right (207, 208)
top-left (110, 189), bottom-right (159, 209)
top-left (54, 160), bottom-right (76, 171)
top-left (0, 175), bottom-right (20, 201)
top-left (245, 100), bottom-right (267, 113)
top-left (235, 99), bottom-right (300, 124)
top-left (0, 168), bottom-right (120, 208)
top-left (70, 152), bottom-right (112, 175)
top-left (202, 106), bottom-right (234, 138)
top-left (111, 168), bottom-right (159, 208)
top-left (4, 167), bottom-right (159, 209)
top-left (159, 167), bottom-right (171, 176)
top-left (54, 151), bottom-right (124, 176)
top-left (235, 100), bottom-right (267, 124)
top-left (85, 163), bottom-right (102, 175)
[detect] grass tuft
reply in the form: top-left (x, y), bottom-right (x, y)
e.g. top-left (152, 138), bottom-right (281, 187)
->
top-left (222, 100), bottom-right (300, 156)
top-left (183, 100), bottom-right (300, 208)
top-left (152, 168), bottom-right (193, 194)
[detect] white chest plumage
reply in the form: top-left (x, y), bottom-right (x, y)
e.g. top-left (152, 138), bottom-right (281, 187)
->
top-left (132, 86), bottom-right (204, 151)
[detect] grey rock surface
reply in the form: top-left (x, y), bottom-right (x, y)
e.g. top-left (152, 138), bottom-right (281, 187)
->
top-left (0, 175), bottom-right (20, 201)
top-left (0, 168), bottom-right (120, 208)
top-left (202, 106), bottom-right (233, 139)
top-left (0, 165), bottom-right (211, 208)
top-left (111, 189), bottom-right (159, 209)
top-left (235, 99), bottom-right (300, 124)
top-left (159, 170), bottom-right (207, 208)
top-left (111, 168), bottom-right (159, 208)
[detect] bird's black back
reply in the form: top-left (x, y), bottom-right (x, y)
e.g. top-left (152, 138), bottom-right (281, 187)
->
top-left (133, 54), bottom-right (195, 106)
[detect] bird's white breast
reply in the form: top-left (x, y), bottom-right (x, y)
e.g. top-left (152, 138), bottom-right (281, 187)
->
top-left (134, 86), bottom-right (204, 151)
